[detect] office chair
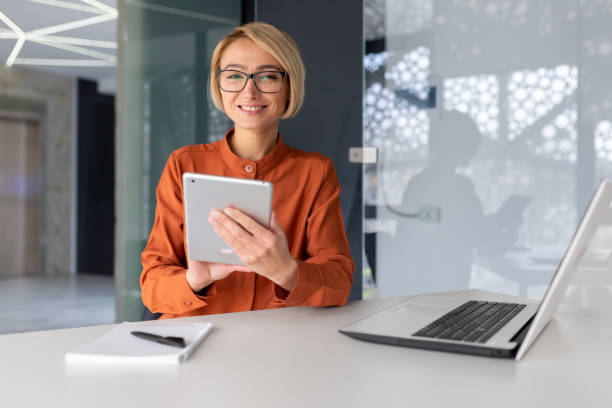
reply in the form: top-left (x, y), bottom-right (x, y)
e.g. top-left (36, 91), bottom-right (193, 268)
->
top-left (141, 306), bottom-right (162, 321)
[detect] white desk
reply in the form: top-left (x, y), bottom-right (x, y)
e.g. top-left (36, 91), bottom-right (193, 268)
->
top-left (1, 288), bottom-right (611, 408)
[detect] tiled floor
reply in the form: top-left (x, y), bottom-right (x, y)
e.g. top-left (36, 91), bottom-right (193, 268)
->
top-left (0, 274), bottom-right (115, 335)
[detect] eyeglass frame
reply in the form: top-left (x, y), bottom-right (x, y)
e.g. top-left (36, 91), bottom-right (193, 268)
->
top-left (216, 69), bottom-right (287, 93)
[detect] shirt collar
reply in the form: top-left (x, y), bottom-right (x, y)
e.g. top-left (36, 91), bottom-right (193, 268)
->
top-left (220, 128), bottom-right (287, 174)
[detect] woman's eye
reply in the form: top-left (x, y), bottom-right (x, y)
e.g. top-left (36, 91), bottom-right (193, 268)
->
top-left (259, 74), bottom-right (279, 82)
top-left (226, 74), bottom-right (243, 80)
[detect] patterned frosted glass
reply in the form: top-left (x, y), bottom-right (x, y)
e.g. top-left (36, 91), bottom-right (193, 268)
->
top-left (363, 0), bottom-right (612, 302)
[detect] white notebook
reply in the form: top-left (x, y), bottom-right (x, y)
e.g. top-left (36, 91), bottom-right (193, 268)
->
top-left (65, 321), bottom-right (213, 365)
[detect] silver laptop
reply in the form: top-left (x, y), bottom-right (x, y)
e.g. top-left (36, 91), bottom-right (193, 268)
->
top-left (340, 179), bottom-right (612, 360)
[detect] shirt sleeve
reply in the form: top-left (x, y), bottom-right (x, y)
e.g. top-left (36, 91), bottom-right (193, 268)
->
top-left (140, 153), bottom-right (218, 315)
top-left (273, 158), bottom-right (355, 306)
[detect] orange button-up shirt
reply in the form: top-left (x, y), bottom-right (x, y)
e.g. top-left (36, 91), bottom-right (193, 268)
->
top-left (140, 130), bottom-right (355, 319)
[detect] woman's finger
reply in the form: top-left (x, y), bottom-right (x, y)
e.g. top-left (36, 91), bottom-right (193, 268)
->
top-left (224, 207), bottom-right (269, 236)
top-left (269, 211), bottom-right (285, 236)
top-left (210, 210), bottom-right (254, 242)
top-left (210, 210), bottom-right (254, 258)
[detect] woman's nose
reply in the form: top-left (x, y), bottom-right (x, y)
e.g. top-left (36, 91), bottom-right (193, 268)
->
top-left (242, 77), bottom-right (259, 96)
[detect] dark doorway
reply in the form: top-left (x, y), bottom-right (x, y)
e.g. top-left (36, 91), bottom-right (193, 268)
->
top-left (77, 79), bottom-right (115, 276)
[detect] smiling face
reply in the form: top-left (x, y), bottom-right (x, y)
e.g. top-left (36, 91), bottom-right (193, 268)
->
top-left (218, 38), bottom-right (289, 135)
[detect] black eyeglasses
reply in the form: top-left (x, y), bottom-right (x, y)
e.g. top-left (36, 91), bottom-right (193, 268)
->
top-left (217, 69), bottom-right (286, 93)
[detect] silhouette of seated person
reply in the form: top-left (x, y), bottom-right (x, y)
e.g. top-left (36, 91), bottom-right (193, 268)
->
top-left (378, 111), bottom-right (522, 297)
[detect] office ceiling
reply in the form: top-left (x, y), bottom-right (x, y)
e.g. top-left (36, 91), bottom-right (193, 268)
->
top-left (0, 0), bottom-right (116, 92)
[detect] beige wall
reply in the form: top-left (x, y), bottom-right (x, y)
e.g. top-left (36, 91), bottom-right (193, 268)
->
top-left (0, 66), bottom-right (74, 276)
top-left (0, 118), bottom-right (41, 277)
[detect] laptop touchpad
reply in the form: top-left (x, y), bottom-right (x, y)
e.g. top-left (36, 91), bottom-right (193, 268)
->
top-left (405, 294), bottom-right (468, 308)
top-left (350, 300), bottom-right (453, 338)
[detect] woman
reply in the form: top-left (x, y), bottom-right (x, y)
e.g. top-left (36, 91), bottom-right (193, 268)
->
top-left (140, 22), bottom-right (355, 319)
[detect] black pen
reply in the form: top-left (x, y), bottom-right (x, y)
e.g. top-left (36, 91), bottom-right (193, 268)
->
top-left (131, 331), bottom-right (186, 348)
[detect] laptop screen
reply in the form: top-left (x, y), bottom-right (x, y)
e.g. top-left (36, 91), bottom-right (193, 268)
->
top-left (516, 179), bottom-right (612, 360)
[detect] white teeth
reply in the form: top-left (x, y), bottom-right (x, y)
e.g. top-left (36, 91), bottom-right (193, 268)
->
top-left (241, 106), bottom-right (264, 111)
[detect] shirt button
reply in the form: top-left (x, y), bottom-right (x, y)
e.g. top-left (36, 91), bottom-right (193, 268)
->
top-left (244, 164), bottom-right (254, 173)
top-left (185, 301), bottom-right (192, 307)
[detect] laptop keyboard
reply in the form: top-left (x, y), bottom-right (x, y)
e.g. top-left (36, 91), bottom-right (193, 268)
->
top-left (412, 300), bottom-right (527, 343)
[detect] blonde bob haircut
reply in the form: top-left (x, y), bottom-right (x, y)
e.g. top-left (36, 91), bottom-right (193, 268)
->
top-left (209, 22), bottom-right (305, 119)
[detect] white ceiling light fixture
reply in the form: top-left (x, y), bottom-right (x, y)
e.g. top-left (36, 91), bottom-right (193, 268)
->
top-left (1, 0), bottom-right (117, 68)
top-left (23, 0), bottom-right (108, 14)
top-left (26, 34), bottom-right (117, 49)
top-left (26, 13), bottom-right (116, 37)
top-left (28, 37), bottom-right (116, 62)
top-left (0, 10), bottom-right (26, 66)
top-left (81, 0), bottom-right (118, 16)
top-left (13, 58), bottom-right (114, 66)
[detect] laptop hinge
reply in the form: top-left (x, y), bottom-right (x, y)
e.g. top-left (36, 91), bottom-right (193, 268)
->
top-left (510, 316), bottom-right (535, 347)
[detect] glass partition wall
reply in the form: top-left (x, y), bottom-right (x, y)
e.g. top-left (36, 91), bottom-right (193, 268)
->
top-left (116, 1), bottom-right (239, 321)
top-left (363, 0), bottom-right (612, 303)
top-left (116, 0), bottom-right (612, 320)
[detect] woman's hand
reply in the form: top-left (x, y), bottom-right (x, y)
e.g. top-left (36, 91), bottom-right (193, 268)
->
top-left (209, 208), bottom-right (298, 291)
top-left (185, 258), bottom-right (251, 292)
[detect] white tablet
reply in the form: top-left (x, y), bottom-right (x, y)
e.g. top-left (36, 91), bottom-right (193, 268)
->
top-left (182, 172), bottom-right (274, 265)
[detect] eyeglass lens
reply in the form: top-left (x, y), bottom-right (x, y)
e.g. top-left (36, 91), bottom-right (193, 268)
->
top-left (219, 71), bottom-right (284, 93)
